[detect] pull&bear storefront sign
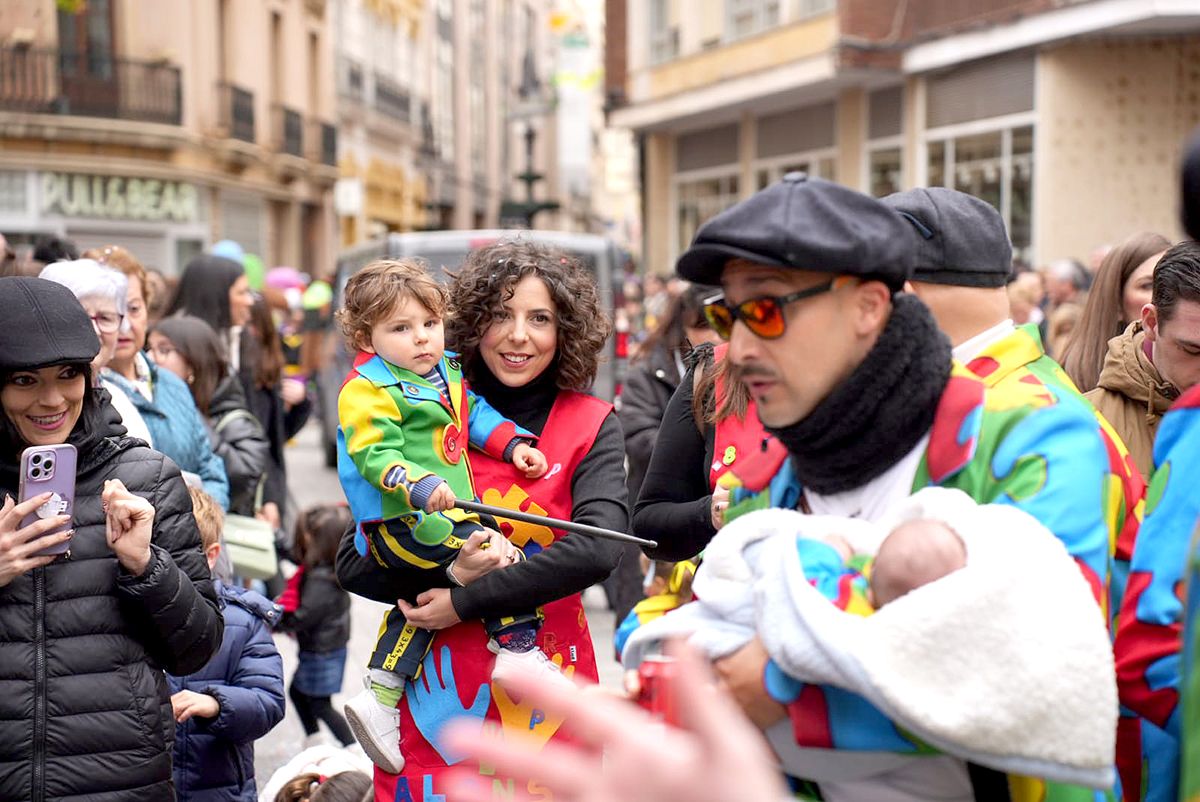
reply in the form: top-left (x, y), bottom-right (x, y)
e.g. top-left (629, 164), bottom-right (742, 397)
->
top-left (40, 172), bottom-right (201, 223)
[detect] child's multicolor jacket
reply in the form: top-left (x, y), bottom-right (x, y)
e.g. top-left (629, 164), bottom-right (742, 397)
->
top-left (1114, 383), bottom-right (1200, 802)
top-left (336, 352), bottom-right (532, 565)
top-left (723, 361), bottom-right (1115, 802)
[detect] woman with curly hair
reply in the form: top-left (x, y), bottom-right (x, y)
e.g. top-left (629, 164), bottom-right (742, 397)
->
top-left (335, 239), bottom-right (627, 796)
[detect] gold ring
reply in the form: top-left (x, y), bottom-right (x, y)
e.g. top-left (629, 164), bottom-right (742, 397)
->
top-left (479, 541), bottom-right (491, 550)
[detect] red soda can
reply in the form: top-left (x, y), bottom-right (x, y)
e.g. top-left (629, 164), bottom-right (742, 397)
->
top-left (636, 655), bottom-right (679, 725)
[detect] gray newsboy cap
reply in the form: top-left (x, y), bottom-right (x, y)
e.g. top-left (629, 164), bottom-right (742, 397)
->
top-left (882, 187), bottom-right (1012, 288)
top-left (676, 172), bottom-right (918, 289)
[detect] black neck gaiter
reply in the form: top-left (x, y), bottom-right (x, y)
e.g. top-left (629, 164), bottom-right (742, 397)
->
top-left (765, 293), bottom-right (953, 496)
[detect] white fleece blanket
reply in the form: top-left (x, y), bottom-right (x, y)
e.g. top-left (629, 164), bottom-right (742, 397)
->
top-left (622, 487), bottom-right (1117, 789)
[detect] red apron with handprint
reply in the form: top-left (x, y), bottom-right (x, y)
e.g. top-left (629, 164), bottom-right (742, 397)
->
top-left (375, 391), bottom-right (612, 802)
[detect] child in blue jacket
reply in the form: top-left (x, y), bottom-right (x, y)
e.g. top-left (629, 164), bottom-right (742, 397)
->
top-left (168, 488), bottom-right (286, 801)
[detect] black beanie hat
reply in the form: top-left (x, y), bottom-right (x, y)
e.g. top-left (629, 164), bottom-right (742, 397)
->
top-left (0, 277), bottom-right (100, 373)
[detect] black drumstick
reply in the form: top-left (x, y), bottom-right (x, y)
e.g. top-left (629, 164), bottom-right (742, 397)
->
top-left (455, 499), bottom-right (658, 548)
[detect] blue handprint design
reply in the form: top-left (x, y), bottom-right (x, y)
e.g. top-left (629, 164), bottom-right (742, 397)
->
top-left (407, 645), bottom-right (491, 765)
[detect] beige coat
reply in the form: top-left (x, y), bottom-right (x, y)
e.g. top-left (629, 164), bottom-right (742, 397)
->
top-left (1084, 321), bottom-right (1179, 482)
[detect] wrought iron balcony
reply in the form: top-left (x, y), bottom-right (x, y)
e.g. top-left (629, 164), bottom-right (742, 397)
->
top-left (272, 103), bottom-right (303, 157)
top-left (217, 81), bottom-right (255, 142)
top-left (0, 45), bottom-right (181, 125)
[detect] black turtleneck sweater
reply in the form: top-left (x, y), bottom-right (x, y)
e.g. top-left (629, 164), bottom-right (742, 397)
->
top-left (336, 363), bottom-right (628, 621)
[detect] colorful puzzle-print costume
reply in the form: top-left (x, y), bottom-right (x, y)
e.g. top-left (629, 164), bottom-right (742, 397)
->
top-left (370, 390), bottom-right (614, 800)
top-left (1114, 383), bottom-right (1200, 802)
top-left (613, 559), bottom-right (698, 657)
top-left (1182, 518), bottom-right (1200, 802)
top-left (963, 323), bottom-right (1144, 618)
top-left (337, 352), bottom-right (538, 678)
top-left (723, 362), bottom-right (1116, 802)
top-left (963, 323), bottom-right (1151, 799)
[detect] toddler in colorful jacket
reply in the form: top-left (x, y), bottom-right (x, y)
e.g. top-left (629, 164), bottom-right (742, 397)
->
top-left (334, 258), bottom-right (560, 774)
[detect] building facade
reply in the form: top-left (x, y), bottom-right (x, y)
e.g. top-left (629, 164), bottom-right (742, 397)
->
top-left (330, 0), bottom-right (611, 246)
top-left (331, 0), bottom-right (427, 244)
top-left (610, 0), bottom-right (1200, 274)
top-left (0, 0), bottom-right (338, 277)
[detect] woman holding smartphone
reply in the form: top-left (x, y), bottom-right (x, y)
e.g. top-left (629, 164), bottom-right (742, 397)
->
top-left (0, 276), bottom-right (224, 802)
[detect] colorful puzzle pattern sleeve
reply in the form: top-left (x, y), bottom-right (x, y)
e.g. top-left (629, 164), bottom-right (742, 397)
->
top-left (964, 324), bottom-right (1142, 620)
top-left (1181, 521), bottom-right (1200, 802)
top-left (464, 385), bottom-right (535, 461)
top-left (338, 373), bottom-right (441, 506)
top-left (1113, 386), bottom-right (1200, 802)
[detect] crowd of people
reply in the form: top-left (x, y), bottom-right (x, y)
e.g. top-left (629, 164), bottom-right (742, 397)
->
top-left (2, 141), bottom-right (1200, 802)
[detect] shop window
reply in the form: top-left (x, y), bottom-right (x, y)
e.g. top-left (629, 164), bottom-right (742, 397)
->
top-left (925, 124), bottom-right (1033, 260)
top-left (868, 148), bottom-right (902, 198)
top-left (676, 173), bottom-right (739, 255)
top-left (726, 0), bottom-right (780, 41)
top-left (0, 171), bottom-right (27, 214)
top-left (754, 155), bottom-right (835, 191)
top-left (649, 0), bottom-right (679, 64)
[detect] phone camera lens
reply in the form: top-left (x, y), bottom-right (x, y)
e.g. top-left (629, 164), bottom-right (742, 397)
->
top-left (44, 460), bottom-right (53, 470)
top-left (31, 454), bottom-right (42, 466)
top-left (30, 468), bottom-right (41, 479)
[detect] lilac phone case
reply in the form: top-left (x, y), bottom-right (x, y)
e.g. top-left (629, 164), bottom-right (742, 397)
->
top-left (18, 444), bottom-right (77, 557)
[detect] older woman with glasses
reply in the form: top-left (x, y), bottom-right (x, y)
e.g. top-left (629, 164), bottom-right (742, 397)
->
top-left (41, 258), bottom-right (232, 510)
top-left (38, 260), bottom-right (154, 445)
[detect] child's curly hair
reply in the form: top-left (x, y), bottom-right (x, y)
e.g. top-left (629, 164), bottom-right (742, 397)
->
top-left (336, 258), bottom-right (446, 351)
top-left (446, 240), bottom-right (612, 392)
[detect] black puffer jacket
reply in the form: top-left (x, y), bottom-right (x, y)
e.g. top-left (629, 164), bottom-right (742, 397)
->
top-left (0, 406), bottom-right (224, 802)
top-left (207, 375), bottom-right (270, 517)
top-left (275, 565), bottom-right (350, 654)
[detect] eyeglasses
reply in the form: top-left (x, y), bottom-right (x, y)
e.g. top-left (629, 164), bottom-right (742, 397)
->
top-left (702, 278), bottom-right (844, 340)
top-left (89, 311), bottom-right (124, 334)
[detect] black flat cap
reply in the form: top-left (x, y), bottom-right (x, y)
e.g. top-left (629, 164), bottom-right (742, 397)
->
top-left (882, 188), bottom-right (1012, 288)
top-left (676, 172), bottom-right (918, 287)
top-left (0, 277), bottom-right (99, 373)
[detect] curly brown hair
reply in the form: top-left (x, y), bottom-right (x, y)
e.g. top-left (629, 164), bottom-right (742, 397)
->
top-left (446, 240), bottom-right (612, 392)
top-left (336, 258), bottom-right (447, 352)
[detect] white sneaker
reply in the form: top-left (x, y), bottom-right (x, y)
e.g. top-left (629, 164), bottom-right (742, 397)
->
top-left (491, 647), bottom-right (574, 688)
top-left (343, 686), bottom-right (405, 774)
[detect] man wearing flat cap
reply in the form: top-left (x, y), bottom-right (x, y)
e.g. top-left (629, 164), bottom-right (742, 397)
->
top-left (887, 188), bottom-right (1141, 594)
top-left (681, 174), bottom-right (1114, 800)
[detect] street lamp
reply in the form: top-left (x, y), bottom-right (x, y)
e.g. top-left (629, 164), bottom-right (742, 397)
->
top-left (500, 39), bottom-right (559, 228)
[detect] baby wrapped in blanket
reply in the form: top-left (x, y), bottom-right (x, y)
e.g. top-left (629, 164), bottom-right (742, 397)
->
top-left (622, 487), bottom-right (1117, 800)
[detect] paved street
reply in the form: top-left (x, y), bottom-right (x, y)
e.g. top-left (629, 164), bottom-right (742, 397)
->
top-left (254, 422), bottom-right (624, 782)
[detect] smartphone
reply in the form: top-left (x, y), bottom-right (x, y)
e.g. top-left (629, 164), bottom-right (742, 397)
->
top-left (18, 444), bottom-right (77, 558)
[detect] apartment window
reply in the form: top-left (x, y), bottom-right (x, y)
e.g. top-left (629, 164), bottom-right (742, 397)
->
top-left (726, 0), bottom-right (780, 42)
top-left (676, 171), bottom-right (740, 256)
top-left (924, 124), bottom-right (1034, 259)
top-left (795, 0), bottom-right (835, 20)
top-left (868, 149), bottom-right (902, 197)
top-left (649, 0), bottom-right (679, 65)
